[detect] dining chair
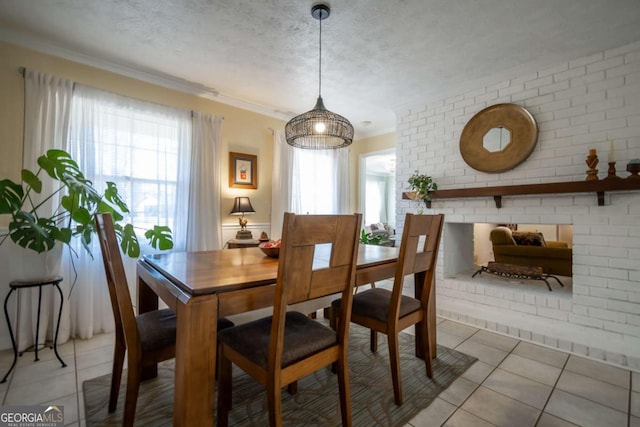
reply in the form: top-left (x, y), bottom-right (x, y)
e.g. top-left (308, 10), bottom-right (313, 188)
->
top-left (95, 213), bottom-right (233, 426)
top-left (331, 213), bottom-right (444, 405)
top-left (217, 212), bottom-right (362, 427)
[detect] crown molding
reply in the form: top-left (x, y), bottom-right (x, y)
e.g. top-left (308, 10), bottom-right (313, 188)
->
top-left (0, 28), bottom-right (398, 139)
top-left (0, 28), bottom-right (293, 123)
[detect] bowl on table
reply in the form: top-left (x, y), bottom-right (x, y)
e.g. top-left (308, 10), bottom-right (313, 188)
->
top-left (259, 241), bottom-right (281, 258)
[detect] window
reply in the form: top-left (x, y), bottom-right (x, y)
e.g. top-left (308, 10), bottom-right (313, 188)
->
top-left (361, 151), bottom-right (395, 228)
top-left (67, 85), bottom-right (191, 250)
top-left (291, 148), bottom-right (349, 215)
top-left (365, 175), bottom-right (386, 224)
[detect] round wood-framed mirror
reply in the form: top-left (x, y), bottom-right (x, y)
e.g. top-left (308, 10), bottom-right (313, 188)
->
top-left (460, 103), bottom-right (538, 173)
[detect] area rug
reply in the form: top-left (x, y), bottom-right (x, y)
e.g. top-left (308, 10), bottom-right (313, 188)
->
top-left (83, 323), bottom-right (476, 426)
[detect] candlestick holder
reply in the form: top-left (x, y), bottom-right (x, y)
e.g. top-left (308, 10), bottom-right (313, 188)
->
top-left (627, 161), bottom-right (640, 179)
top-left (605, 162), bottom-right (622, 180)
top-left (585, 151), bottom-right (599, 181)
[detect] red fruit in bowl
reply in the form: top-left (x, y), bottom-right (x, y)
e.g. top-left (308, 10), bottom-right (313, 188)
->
top-left (260, 240), bottom-right (282, 248)
top-left (259, 240), bottom-right (280, 258)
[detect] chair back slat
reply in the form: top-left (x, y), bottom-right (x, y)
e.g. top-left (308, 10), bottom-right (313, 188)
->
top-left (391, 214), bottom-right (445, 318)
top-left (398, 214), bottom-right (444, 276)
top-left (308, 266), bottom-right (352, 300)
top-left (95, 213), bottom-right (140, 352)
top-left (280, 214), bottom-right (362, 305)
top-left (268, 213), bottom-right (361, 391)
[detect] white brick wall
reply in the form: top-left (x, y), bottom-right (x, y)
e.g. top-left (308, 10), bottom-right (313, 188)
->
top-left (396, 40), bottom-right (640, 369)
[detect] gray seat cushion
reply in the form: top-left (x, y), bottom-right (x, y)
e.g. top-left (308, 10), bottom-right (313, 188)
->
top-left (217, 311), bottom-right (336, 369)
top-left (137, 308), bottom-right (177, 353)
top-left (332, 288), bottom-right (421, 323)
top-left (137, 309), bottom-right (233, 353)
top-left (217, 317), bottom-right (235, 330)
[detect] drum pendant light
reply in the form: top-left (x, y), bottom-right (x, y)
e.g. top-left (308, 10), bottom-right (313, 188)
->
top-left (285, 4), bottom-right (354, 149)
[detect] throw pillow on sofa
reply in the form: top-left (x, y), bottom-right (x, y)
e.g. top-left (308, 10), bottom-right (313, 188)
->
top-left (512, 232), bottom-right (546, 247)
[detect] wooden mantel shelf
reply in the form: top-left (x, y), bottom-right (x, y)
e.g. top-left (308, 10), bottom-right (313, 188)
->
top-left (402, 178), bottom-right (640, 208)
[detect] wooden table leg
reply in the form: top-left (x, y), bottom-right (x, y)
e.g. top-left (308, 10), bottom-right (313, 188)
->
top-left (174, 295), bottom-right (218, 427)
top-left (137, 274), bottom-right (159, 314)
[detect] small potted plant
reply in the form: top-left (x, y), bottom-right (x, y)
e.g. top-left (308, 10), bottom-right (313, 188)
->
top-left (360, 229), bottom-right (390, 246)
top-left (407, 170), bottom-right (437, 210)
top-left (0, 149), bottom-right (173, 282)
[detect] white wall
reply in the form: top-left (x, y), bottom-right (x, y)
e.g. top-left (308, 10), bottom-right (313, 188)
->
top-left (222, 222), bottom-right (271, 246)
top-left (396, 40), bottom-right (640, 369)
top-left (473, 223), bottom-right (495, 266)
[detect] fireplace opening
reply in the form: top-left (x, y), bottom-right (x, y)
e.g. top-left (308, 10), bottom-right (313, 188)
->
top-left (442, 222), bottom-right (573, 295)
top-left (474, 223), bottom-right (573, 267)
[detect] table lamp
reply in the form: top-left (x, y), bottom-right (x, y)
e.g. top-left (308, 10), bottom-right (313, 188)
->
top-left (230, 197), bottom-right (255, 239)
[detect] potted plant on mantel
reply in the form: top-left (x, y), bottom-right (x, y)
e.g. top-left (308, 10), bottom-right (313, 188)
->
top-left (0, 149), bottom-right (173, 285)
top-left (406, 170), bottom-right (437, 212)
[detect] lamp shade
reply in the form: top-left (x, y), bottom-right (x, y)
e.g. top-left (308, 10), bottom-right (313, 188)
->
top-left (230, 197), bottom-right (255, 215)
top-left (285, 96), bottom-right (354, 150)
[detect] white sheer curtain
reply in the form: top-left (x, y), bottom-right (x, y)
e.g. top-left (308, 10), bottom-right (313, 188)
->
top-left (16, 70), bottom-right (74, 350)
top-left (365, 175), bottom-right (387, 224)
top-left (66, 84), bottom-right (192, 338)
top-left (186, 112), bottom-right (223, 250)
top-left (291, 147), bottom-right (349, 215)
top-left (270, 130), bottom-right (294, 239)
top-left (335, 149), bottom-right (350, 213)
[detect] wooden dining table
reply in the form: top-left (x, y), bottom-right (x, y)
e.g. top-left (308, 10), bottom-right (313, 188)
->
top-left (136, 244), bottom-right (437, 426)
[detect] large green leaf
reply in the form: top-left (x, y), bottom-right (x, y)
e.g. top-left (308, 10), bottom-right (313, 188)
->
top-left (60, 175), bottom-right (102, 235)
top-left (120, 223), bottom-right (141, 258)
top-left (79, 224), bottom-right (95, 258)
top-left (113, 222), bottom-right (124, 240)
top-left (0, 179), bottom-right (24, 214)
top-left (64, 173), bottom-right (101, 209)
top-left (96, 201), bottom-right (124, 222)
top-left (145, 225), bottom-right (174, 250)
top-left (103, 182), bottom-right (130, 214)
top-left (21, 169), bottom-right (42, 193)
top-left (60, 193), bottom-right (80, 215)
top-left (37, 149), bottom-right (83, 182)
top-left (71, 206), bottom-right (93, 227)
top-left (51, 226), bottom-right (72, 244)
top-left (8, 211), bottom-right (57, 252)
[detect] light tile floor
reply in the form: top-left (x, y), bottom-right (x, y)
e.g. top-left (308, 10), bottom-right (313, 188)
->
top-left (407, 318), bottom-right (639, 427)
top-left (0, 316), bottom-right (638, 426)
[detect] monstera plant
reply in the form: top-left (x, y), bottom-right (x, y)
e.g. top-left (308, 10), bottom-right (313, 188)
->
top-left (0, 149), bottom-right (173, 259)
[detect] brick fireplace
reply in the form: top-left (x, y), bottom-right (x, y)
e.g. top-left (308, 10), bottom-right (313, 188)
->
top-left (396, 40), bottom-right (640, 369)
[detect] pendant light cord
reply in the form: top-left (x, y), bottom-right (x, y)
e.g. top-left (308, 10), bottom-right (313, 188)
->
top-left (318, 10), bottom-right (322, 98)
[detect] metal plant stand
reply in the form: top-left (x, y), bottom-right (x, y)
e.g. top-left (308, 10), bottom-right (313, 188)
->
top-left (2, 276), bottom-right (67, 383)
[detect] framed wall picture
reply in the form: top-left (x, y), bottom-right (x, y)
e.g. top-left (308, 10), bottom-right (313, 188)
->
top-left (229, 152), bottom-right (257, 189)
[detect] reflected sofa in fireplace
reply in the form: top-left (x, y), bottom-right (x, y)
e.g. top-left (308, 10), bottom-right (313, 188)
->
top-left (490, 226), bottom-right (572, 277)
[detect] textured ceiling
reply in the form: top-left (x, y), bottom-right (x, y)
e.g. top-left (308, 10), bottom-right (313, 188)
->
top-left (1, 0), bottom-right (640, 138)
